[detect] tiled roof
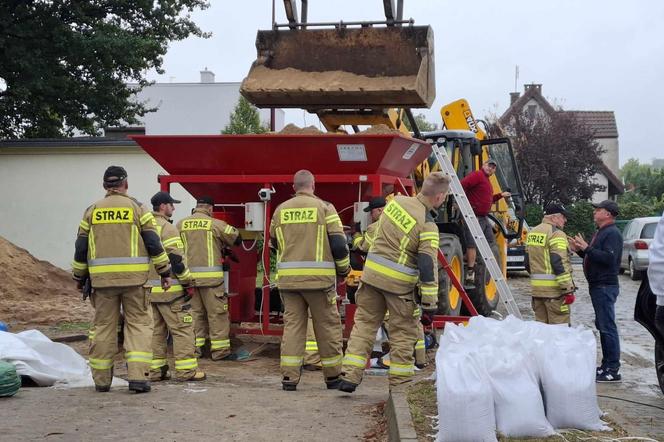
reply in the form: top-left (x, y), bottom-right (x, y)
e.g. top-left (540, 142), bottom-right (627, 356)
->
top-left (565, 111), bottom-right (618, 138)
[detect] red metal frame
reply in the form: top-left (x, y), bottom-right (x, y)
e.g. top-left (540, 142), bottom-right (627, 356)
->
top-left (160, 173), bottom-right (424, 337)
top-left (159, 173), bottom-right (478, 335)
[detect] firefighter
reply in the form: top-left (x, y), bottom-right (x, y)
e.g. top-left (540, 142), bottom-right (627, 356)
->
top-left (147, 191), bottom-right (206, 382)
top-left (177, 196), bottom-right (241, 360)
top-left (351, 196), bottom-right (386, 253)
top-left (270, 169), bottom-right (350, 391)
top-left (352, 197), bottom-right (428, 368)
top-left (72, 166), bottom-right (172, 393)
top-left (338, 172), bottom-right (450, 393)
top-left (526, 203), bottom-right (576, 324)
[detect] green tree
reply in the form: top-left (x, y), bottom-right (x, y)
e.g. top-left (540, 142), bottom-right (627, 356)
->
top-left (222, 96), bottom-right (268, 134)
top-left (0, 1), bottom-right (209, 138)
top-left (565, 201), bottom-right (596, 239)
top-left (620, 158), bottom-right (664, 200)
top-left (403, 112), bottom-right (438, 132)
top-left (502, 112), bottom-right (605, 207)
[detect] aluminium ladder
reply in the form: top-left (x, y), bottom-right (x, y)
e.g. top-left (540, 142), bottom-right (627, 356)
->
top-left (430, 143), bottom-right (522, 319)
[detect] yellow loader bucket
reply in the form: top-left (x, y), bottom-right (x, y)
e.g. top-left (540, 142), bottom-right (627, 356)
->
top-left (240, 26), bottom-right (435, 109)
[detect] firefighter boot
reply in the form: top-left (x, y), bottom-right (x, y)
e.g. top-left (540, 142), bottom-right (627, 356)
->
top-left (325, 375), bottom-right (342, 390)
top-left (183, 371), bottom-right (207, 382)
top-left (149, 365), bottom-right (171, 382)
top-left (338, 379), bottom-right (358, 393)
top-left (128, 381), bottom-right (152, 393)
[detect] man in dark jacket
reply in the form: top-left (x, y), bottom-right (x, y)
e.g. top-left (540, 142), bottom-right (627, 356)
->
top-left (570, 200), bottom-right (623, 382)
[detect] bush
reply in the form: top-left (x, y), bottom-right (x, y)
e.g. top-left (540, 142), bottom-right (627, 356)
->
top-left (565, 201), bottom-right (595, 239)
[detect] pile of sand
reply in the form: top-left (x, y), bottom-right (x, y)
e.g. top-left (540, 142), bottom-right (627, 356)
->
top-left (357, 124), bottom-right (403, 135)
top-left (279, 123), bottom-right (325, 135)
top-left (0, 236), bottom-right (93, 327)
top-left (242, 66), bottom-right (417, 93)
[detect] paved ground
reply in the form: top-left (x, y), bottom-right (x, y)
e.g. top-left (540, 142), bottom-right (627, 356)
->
top-left (4, 338), bottom-right (389, 441)
top-left (5, 265), bottom-right (663, 441)
top-left (505, 265), bottom-right (664, 439)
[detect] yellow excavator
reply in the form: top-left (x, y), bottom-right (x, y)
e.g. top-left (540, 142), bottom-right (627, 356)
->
top-left (240, 0), bottom-right (526, 316)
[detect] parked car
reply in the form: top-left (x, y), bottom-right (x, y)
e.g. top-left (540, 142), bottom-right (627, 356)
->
top-left (621, 216), bottom-right (661, 280)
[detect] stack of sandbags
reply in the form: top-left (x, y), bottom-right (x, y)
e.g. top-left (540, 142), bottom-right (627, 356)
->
top-left (0, 361), bottom-right (20, 397)
top-left (436, 316), bottom-right (608, 442)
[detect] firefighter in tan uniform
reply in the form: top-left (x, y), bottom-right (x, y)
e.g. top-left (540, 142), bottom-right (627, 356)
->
top-left (72, 166), bottom-right (172, 393)
top-left (339, 172), bottom-right (450, 393)
top-left (270, 170), bottom-right (350, 391)
top-left (526, 203), bottom-right (576, 324)
top-left (177, 196), bottom-right (241, 360)
top-left (353, 197), bottom-right (428, 368)
top-left (147, 192), bottom-right (206, 382)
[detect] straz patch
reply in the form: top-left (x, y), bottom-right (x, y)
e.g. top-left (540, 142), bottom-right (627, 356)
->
top-left (181, 219), bottom-right (212, 230)
top-left (280, 208), bottom-right (317, 224)
top-left (384, 200), bottom-right (416, 233)
top-left (183, 314), bottom-right (193, 323)
top-left (92, 207), bottom-right (133, 224)
top-left (526, 232), bottom-right (547, 246)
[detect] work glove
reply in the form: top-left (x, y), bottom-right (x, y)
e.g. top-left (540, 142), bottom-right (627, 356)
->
top-left (563, 293), bottom-right (575, 305)
top-left (420, 313), bottom-right (433, 326)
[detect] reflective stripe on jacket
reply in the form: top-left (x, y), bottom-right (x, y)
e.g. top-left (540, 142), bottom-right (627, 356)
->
top-left (526, 220), bottom-right (575, 298)
top-left (352, 221), bottom-right (379, 254)
top-left (72, 191), bottom-right (170, 288)
top-left (177, 208), bottom-right (239, 288)
top-left (361, 194), bottom-right (439, 301)
top-left (270, 190), bottom-right (349, 290)
top-left (148, 213), bottom-right (193, 303)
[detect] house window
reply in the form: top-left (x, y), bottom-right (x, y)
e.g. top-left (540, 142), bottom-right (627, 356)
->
top-left (527, 105), bottom-right (537, 118)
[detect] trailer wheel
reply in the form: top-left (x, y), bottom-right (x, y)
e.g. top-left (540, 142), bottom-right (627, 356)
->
top-left (466, 242), bottom-right (501, 316)
top-left (437, 234), bottom-right (464, 316)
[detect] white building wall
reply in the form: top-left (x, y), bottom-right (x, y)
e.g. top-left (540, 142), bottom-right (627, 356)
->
top-left (597, 137), bottom-right (619, 176)
top-left (131, 82), bottom-right (284, 135)
top-left (0, 147), bottom-right (197, 269)
top-left (591, 173), bottom-right (610, 203)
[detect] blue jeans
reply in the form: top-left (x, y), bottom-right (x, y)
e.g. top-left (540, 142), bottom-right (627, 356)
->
top-left (589, 285), bottom-right (620, 372)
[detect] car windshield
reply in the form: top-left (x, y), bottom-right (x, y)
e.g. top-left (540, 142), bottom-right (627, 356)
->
top-left (641, 222), bottom-right (658, 239)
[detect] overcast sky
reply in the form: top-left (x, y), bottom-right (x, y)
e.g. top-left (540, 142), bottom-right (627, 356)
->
top-left (147, 0), bottom-right (664, 166)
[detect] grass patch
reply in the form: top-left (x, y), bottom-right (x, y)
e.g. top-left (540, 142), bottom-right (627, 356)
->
top-left (406, 380), bottom-right (629, 442)
top-left (55, 321), bottom-right (90, 331)
top-left (407, 380), bottom-right (437, 441)
top-left (499, 416), bottom-right (628, 441)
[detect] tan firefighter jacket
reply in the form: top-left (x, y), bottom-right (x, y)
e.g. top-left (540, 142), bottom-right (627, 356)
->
top-left (147, 213), bottom-right (193, 303)
top-left (270, 190), bottom-right (350, 290)
top-left (361, 194), bottom-right (439, 305)
top-left (526, 219), bottom-right (575, 298)
top-left (351, 221), bottom-right (379, 254)
top-left (72, 191), bottom-right (171, 288)
top-left (177, 208), bottom-right (239, 288)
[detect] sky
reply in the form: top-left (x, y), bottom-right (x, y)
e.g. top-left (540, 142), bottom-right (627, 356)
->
top-left (147, 0), bottom-right (664, 166)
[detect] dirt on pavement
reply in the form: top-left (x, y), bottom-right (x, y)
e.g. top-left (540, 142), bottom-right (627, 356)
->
top-left (4, 337), bottom-right (389, 441)
top-left (0, 236), bottom-right (92, 328)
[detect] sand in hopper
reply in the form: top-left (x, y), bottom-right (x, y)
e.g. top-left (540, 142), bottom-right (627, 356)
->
top-left (243, 66), bottom-right (417, 93)
top-left (357, 124), bottom-right (403, 135)
top-left (0, 236), bottom-right (92, 327)
top-left (278, 123), bottom-right (324, 135)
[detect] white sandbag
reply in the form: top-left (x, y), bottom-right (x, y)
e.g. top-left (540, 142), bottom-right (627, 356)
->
top-left (536, 327), bottom-right (608, 431)
top-left (485, 345), bottom-right (555, 438)
top-left (436, 326), bottom-right (497, 442)
top-left (0, 330), bottom-right (126, 388)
